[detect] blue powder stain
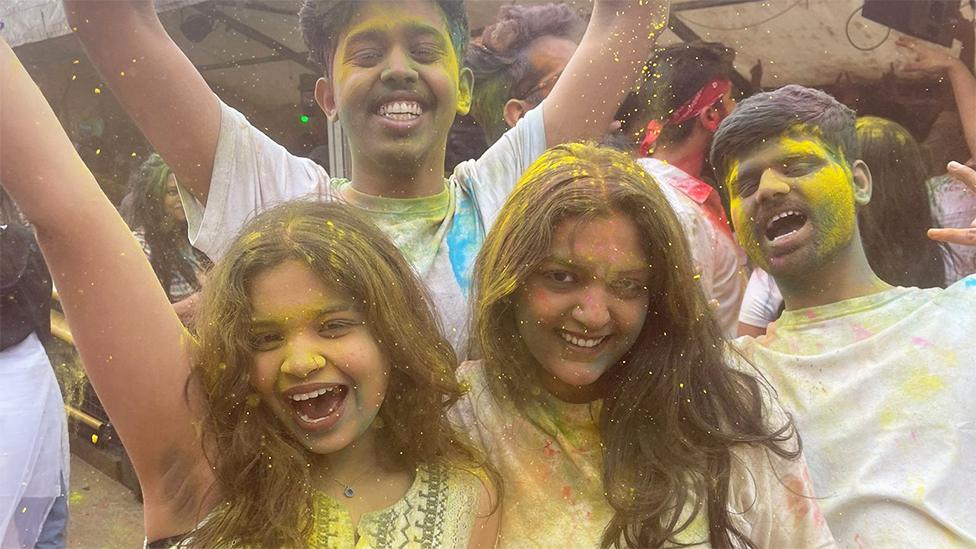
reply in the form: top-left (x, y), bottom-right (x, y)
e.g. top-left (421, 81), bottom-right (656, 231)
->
top-left (446, 193), bottom-right (482, 295)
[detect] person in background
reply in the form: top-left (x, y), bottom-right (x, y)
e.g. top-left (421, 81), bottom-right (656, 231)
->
top-left (465, 3), bottom-right (585, 145)
top-left (0, 188), bottom-right (69, 549)
top-left (630, 42), bottom-right (748, 337)
top-left (64, 0), bottom-right (669, 353)
top-left (121, 154), bottom-right (208, 325)
top-left (855, 116), bottom-right (947, 288)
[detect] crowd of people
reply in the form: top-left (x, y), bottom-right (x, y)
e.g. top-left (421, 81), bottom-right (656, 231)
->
top-left (1, 0), bottom-right (975, 547)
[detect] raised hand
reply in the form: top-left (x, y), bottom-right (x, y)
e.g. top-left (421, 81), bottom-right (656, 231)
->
top-left (897, 36), bottom-right (963, 75)
top-left (928, 162), bottom-right (976, 247)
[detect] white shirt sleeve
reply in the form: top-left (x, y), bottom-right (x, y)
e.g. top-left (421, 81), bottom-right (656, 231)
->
top-left (452, 102), bottom-right (548, 231)
top-left (181, 99), bottom-right (332, 261)
top-left (737, 269), bottom-right (784, 328)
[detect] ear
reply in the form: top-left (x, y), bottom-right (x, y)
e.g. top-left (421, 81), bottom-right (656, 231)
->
top-left (314, 77), bottom-right (338, 122)
top-left (456, 67), bottom-right (474, 116)
top-left (851, 159), bottom-right (872, 206)
top-left (699, 105), bottom-right (723, 133)
top-left (503, 98), bottom-right (531, 129)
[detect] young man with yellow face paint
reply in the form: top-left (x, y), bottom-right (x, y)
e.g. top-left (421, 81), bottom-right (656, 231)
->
top-left (711, 84), bottom-right (976, 547)
top-left (64, 0), bottom-right (670, 351)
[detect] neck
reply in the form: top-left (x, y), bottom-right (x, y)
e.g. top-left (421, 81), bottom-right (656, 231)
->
top-left (348, 149), bottom-right (447, 198)
top-left (778, 241), bottom-right (892, 310)
top-left (651, 138), bottom-right (707, 178)
top-left (312, 427), bottom-right (385, 492)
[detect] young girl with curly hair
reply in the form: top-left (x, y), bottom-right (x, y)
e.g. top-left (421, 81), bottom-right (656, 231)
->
top-left (453, 143), bottom-right (835, 548)
top-left (0, 39), bottom-right (497, 549)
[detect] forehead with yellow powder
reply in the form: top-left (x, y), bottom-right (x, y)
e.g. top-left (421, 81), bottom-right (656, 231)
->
top-left (333, 2), bottom-right (462, 83)
top-left (728, 134), bottom-right (858, 267)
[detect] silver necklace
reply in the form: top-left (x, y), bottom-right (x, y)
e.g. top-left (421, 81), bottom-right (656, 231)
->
top-left (331, 469), bottom-right (372, 498)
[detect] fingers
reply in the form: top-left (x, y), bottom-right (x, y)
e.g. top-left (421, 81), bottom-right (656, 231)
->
top-left (928, 227), bottom-right (976, 246)
top-left (947, 161), bottom-right (976, 193)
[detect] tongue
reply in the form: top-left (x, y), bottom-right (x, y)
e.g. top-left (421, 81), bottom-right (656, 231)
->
top-left (298, 390), bottom-right (345, 420)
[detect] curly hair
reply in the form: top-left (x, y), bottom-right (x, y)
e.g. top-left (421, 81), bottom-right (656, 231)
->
top-left (299, 0), bottom-right (469, 77)
top-left (465, 3), bottom-right (584, 142)
top-left (187, 201), bottom-right (489, 547)
top-left (471, 143), bottom-right (800, 548)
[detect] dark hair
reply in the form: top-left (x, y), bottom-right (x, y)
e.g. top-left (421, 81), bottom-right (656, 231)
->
top-left (465, 3), bottom-right (584, 142)
top-left (626, 42), bottom-right (735, 147)
top-left (711, 85), bottom-right (859, 184)
top-left (300, 0), bottom-right (469, 77)
top-left (121, 154), bottom-right (205, 302)
top-left (190, 200), bottom-right (491, 546)
top-left (855, 116), bottom-right (946, 288)
top-left (472, 143), bottom-right (799, 548)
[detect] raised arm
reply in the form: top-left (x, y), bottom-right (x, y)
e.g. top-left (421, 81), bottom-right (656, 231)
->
top-left (543, 0), bottom-right (670, 145)
top-left (64, 0), bottom-right (219, 204)
top-left (899, 36), bottom-right (976, 160)
top-left (0, 40), bottom-right (211, 538)
top-left (929, 161), bottom-right (976, 246)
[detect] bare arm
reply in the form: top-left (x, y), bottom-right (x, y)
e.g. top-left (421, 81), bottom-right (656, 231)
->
top-left (466, 477), bottom-right (501, 549)
top-left (543, 0), bottom-right (670, 145)
top-left (0, 39), bottom-right (211, 538)
top-left (64, 0), bottom-right (219, 204)
top-left (899, 36), bottom-right (976, 160)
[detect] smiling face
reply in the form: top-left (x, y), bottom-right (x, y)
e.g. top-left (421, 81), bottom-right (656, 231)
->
top-left (247, 260), bottom-right (390, 455)
top-left (514, 212), bottom-right (651, 402)
top-left (316, 0), bottom-right (472, 173)
top-left (726, 134), bottom-right (868, 278)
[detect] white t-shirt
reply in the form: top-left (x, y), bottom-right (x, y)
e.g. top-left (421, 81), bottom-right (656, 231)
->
top-left (737, 269), bottom-right (783, 329)
top-left (637, 158), bottom-right (747, 337)
top-left (451, 360), bottom-right (835, 548)
top-left (734, 277), bottom-right (976, 547)
top-left (183, 100), bottom-right (547, 351)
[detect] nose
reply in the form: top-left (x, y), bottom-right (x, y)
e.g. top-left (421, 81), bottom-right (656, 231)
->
top-left (754, 168), bottom-right (791, 203)
top-left (280, 338), bottom-right (328, 379)
top-left (570, 284), bottom-right (612, 331)
top-left (380, 47), bottom-right (418, 86)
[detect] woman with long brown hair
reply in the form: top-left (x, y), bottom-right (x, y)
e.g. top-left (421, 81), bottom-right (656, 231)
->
top-left (0, 39), bottom-right (497, 548)
top-left (453, 143), bottom-right (835, 547)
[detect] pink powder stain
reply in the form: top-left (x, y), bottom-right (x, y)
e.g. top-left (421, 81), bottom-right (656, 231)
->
top-left (912, 336), bottom-right (933, 349)
top-left (852, 325), bottom-right (873, 341)
top-left (854, 533), bottom-right (866, 549)
top-left (911, 430), bottom-right (919, 443)
top-left (804, 310), bottom-right (818, 320)
top-left (543, 439), bottom-right (558, 457)
top-left (562, 486), bottom-right (573, 502)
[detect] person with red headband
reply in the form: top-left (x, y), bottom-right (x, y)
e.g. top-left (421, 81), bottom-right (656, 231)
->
top-left (628, 42), bottom-right (746, 336)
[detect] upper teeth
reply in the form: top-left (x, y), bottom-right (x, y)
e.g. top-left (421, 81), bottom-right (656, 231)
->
top-left (769, 210), bottom-right (801, 225)
top-left (560, 332), bottom-right (606, 348)
top-left (290, 386), bottom-right (339, 401)
top-left (378, 101), bottom-right (422, 116)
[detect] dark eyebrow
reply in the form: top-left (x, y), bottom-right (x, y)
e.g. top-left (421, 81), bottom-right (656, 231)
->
top-left (250, 304), bottom-right (353, 328)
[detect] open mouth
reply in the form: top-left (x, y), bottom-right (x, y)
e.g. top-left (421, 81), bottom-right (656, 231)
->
top-left (559, 330), bottom-right (608, 349)
top-left (764, 210), bottom-right (808, 242)
top-left (376, 100), bottom-right (424, 121)
top-left (287, 384), bottom-right (348, 427)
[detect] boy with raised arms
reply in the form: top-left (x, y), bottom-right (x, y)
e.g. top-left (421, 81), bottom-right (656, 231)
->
top-left (64, 0), bottom-right (669, 350)
top-left (711, 84), bottom-right (976, 547)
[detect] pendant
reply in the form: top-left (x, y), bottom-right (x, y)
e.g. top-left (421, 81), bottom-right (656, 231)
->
top-left (343, 487), bottom-right (354, 498)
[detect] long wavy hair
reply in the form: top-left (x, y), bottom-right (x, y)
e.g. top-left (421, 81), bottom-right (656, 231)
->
top-left (187, 201), bottom-right (488, 547)
top-left (471, 143), bottom-right (798, 548)
top-left (121, 154), bottom-right (206, 301)
top-left (855, 116), bottom-right (946, 288)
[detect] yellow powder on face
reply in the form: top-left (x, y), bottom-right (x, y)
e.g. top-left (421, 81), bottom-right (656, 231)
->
top-left (333, 4), bottom-right (461, 86)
